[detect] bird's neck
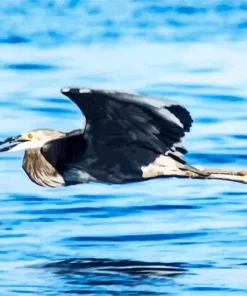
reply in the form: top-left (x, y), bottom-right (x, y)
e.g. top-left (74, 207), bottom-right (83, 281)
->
top-left (22, 149), bottom-right (65, 187)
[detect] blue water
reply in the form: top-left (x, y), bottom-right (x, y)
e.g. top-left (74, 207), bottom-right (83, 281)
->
top-left (1, 0), bottom-right (247, 295)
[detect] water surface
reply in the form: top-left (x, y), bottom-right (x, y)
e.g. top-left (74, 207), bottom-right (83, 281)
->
top-left (0, 1), bottom-right (247, 295)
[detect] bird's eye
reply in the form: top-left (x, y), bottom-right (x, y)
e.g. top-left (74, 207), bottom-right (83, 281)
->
top-left (27, 133), bottom-right (33, 140)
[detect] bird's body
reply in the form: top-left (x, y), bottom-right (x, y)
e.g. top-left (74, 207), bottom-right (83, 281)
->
top-left (1, 87), bottom-right (247, 187)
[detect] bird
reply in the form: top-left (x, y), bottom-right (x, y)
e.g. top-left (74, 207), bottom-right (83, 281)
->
top-left (0, 87), bottom-right (247, 188)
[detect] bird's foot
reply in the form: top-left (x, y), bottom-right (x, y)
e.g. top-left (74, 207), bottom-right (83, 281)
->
top-left (240, 171), bottom-right (247, 183)
top-left (185, 171), bottom-right (199, 178)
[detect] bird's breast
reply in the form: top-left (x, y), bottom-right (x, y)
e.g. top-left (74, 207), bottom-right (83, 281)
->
top-left (22, 149), bottom-right (65, 187)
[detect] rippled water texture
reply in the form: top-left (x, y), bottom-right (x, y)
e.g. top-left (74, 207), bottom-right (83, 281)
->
top-left (1, 1), bottom-right (247, 295)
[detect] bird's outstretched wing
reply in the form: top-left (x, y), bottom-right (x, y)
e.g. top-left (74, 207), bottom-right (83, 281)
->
top-left (60, 87), bottom-right (193, 183)
top-left (61, 87), bottom-right (192, 155)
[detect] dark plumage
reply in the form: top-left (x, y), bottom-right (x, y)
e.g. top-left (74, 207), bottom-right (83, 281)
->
top-left (48, 88), bottom-right (193, 185)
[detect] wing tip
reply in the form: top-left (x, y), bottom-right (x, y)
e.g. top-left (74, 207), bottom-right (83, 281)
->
top-left (166, 104), bottom-right (193, 132)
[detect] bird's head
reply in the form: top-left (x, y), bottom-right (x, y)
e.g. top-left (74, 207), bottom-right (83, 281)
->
top-left (0, 129), bottom-right (64, 152)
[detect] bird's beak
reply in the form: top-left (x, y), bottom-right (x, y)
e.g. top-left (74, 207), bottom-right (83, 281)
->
top-left (0, 135), bottom-right (28, 152)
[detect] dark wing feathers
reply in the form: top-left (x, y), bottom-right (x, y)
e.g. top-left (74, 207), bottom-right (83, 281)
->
top-left (59, 87), bottom-right (193, 182)
top-left (61, 87), bottom-right (192, 152)
top-left (165, 105), bottom-right (192, 132)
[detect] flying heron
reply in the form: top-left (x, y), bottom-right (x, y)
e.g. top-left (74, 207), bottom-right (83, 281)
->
top-left (0, 87), bottom-right (247, 187)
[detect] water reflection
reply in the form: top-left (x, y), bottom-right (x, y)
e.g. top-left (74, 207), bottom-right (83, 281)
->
top-left (36, 258), bottom-right (187, 295)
